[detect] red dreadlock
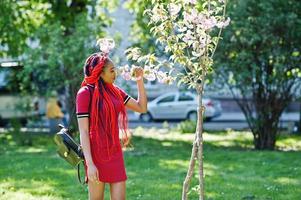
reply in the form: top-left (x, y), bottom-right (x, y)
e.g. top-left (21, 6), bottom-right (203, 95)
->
top-left (80, 53), bottom-right (129, 162)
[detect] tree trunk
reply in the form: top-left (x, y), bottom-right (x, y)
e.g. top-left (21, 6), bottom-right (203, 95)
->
top-left (233, 88), bottom-right (290, 150)
top-left (65, 83), bottom-right (79, 138)
top-left (182, 91), bottom-right (205, 200)
top-left (182, 137), bottom-right (198, 200)
top-left (254, 130), bottom-right (277, 150)
top-left (299, 101), bottom-right (301, 133)
top-left (197, 94), bottom-right (205, 200)
top-left (253, 118), bottom-right (278, 150)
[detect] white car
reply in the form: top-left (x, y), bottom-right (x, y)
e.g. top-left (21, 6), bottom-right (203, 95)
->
top-left (135, 91), bottom-right (222, 122)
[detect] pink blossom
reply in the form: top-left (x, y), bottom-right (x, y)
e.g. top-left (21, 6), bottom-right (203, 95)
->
top-left (182, 30), bottom-right (194, 44)
top-left (183, 11), bottom-right (190, 22)
top-left (96, 38), bottom-right (115, 54)
top-left (200, 35), bottom-right (211, 48)
top-left (195, 13), bottom-right (206, 24)
top-left (121, 71), bottom-right (131, 81)
top-left (184, 9), bottom-right (199, 24)
top-left (201, 16), bottom-right (217, 30)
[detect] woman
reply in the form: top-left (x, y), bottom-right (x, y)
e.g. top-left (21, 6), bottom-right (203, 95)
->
top-left (46, 91), bottom-right (64, 134)
top-left (76, 52), bottom-right (147, 200)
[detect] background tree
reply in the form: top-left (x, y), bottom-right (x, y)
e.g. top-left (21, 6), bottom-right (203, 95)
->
top-left (126, 0), bottom-right (301, 149)
top-left (213, 0), bottom-right (301, 150)
top-left (0, 0), bottom-right (41, 57)
top-left (0, 0), bottom-right (118, 130)
top-left (124, 0), bottom-right (159, 55)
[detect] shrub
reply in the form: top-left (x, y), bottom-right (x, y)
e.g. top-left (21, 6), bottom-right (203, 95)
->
top-left (177, 120), bottom-right (197, 134)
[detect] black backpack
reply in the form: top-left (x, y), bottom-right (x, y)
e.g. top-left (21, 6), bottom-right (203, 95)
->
top-left (53, 85), bottom-right (93, 185)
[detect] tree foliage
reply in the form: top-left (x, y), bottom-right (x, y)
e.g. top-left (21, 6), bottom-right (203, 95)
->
top-left (0, 0), bottom-right (118, 129)
top-left (213, 0), bottom-right (301, 149)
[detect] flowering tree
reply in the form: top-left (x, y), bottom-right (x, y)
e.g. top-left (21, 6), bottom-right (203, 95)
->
top-left (118, 0), bottom-right (229, 199)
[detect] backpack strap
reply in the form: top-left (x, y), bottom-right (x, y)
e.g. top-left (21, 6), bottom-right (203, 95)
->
top-left (77, 160), bottom-right (86, 185)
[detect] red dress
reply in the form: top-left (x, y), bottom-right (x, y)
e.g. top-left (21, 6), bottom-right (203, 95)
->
top-left (76, 84), bottom-right (131, 183)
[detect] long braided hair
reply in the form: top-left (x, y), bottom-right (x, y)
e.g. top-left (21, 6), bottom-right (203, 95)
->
top-left (80, 53), bottom-right (129, 161)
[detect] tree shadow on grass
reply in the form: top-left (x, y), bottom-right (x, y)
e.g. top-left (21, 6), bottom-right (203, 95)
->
top-left (0, 133), bottom-right (88, 199)
top-left (125, 136), bottom-right (301, 199)
top-left (1, 132), bottom-right (300, 200)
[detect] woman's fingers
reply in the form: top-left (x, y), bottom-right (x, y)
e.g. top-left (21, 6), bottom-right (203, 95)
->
top-left (134, 67), bottom-right (144, 77)
top-left (88, 172), bottom-right (98, 181)
top-left (96, 169), bottom-right (99, 181)
top-left (95, 171), bottom-right (100, 184)
top-left (88, 175), bottom-right (95, 180)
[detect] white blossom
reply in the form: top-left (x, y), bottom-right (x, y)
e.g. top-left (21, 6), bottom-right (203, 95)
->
top-left (145, 73), bottom-right (156, 81)
top-left (120, 0), bottom-right (229, 85)
top-left (178, 26), bottom-right (188, 32)
top-left (192, 48), bottom-right (205, 57)
top-left (182, 30), bottom-right (195, 46)
top-left (151, 14), bottom-right (161, 23)
top-left (124, 64), bottom-right (130, 71)
top-left (216, 17), bottom-right (231, 28)
top-left (184, 0), bottom-right (197, 5)
top-left (169, 3), bottom-right (181, 16)
top-left (143, 65), bottom-right (157, 81)
top-left (162, 76), bottom-right (174, 84)
top-left (156, 71), bottom-right (168, 83)
top-left (151, 5), bottom-right (167, 22)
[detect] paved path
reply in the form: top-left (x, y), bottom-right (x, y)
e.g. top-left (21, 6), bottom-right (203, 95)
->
top-left (0, 112), bottom-right (299, 132)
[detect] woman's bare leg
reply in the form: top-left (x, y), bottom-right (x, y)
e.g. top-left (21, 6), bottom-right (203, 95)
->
top-left (88, 180), bottom-right (105, 200)
top-left (109, 181), bottom-right (126, 200)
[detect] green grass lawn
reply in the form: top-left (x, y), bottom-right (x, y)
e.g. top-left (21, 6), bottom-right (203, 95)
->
top-left (0, 128), bottom-right (300, 200)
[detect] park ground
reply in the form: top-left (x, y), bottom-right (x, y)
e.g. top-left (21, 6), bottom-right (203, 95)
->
top-left (0, 127), bottom-right (300, 200)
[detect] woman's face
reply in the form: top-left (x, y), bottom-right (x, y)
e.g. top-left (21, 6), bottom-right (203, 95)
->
top-left (100, 60), bottom-right (116, 84)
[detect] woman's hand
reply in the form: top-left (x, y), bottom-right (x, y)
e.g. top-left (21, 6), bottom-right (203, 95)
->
top-left (133, 66), bottom-right (144, 81)
top-left (87, 163), bottom-right (100, 183)
top-left (125, 66), bottom-right (147, 113)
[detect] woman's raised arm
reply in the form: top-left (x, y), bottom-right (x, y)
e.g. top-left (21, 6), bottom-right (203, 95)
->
top-left (125, 67), bottom-right (147, 113)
